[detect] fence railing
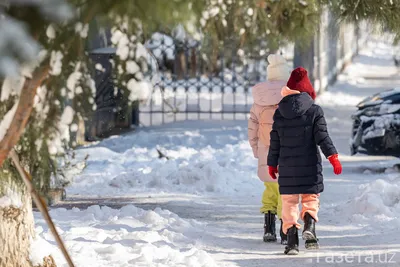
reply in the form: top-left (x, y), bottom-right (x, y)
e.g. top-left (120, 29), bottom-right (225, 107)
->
top-left (139, 58), bottom-right (268, 126)
top-left (139, 36), bottom-right (296, 126)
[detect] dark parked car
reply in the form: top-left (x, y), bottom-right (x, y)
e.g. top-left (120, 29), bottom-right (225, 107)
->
top-left (350, 88), bottom-right (400, 156)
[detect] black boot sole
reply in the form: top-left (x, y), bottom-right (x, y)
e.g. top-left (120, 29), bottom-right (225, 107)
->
top-left (305, 240), bottom-right (320, 250)
top-left (303, 231), bottom-right (319, 250)
top-left (263, 234), bottom-right (277, 242)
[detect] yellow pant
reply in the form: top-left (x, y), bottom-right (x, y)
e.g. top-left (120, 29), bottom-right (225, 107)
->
top-left (260, 182), bottom-right (282, 219)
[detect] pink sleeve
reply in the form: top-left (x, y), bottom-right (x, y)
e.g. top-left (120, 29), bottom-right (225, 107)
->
top-left (248, 105), bottom-right (259, 158)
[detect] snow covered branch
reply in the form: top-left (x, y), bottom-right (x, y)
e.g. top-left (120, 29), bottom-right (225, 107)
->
top-left (0, 65), bottom-right (50, 167)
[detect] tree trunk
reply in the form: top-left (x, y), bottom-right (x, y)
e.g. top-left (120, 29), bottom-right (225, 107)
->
top-left (0, 171), bottom-right (34, 267)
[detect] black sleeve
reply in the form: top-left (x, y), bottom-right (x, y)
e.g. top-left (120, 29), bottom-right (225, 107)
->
top-left (313, 105), bottom-right (338, 158)
top-left (267, 117), bottom-right (280, 167)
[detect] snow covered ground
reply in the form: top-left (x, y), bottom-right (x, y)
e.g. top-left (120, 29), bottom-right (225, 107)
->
top-left (32, 40), bottom-right (400, 266)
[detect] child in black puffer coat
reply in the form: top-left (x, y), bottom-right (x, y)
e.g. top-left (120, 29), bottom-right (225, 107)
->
top-left (267, 67), bottom-right (342, 255)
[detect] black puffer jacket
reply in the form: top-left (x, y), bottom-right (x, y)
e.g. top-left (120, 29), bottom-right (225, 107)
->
top-left (267, 93), bottom-right (337, 195)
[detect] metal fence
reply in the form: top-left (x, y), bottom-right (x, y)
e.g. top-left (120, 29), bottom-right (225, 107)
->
top-left (139, 36), bottom-right (294, 126)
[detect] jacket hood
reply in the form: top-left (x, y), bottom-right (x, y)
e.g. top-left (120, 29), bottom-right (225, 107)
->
top-left (251, 80), bottom-right (287, 106)
top-left (278, 92), bottom-right (314, 119)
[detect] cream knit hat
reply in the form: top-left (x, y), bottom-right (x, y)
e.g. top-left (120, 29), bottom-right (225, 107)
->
top-left (267, 54), bottom-right (290, 81)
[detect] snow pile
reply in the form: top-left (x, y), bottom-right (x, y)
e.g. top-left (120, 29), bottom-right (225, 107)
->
top-left (345, 169), bottom-right (400, 228)
top-left (66, 122), bottom-right (262, 197)
top-left (31, 205), bottom-right (217, 267)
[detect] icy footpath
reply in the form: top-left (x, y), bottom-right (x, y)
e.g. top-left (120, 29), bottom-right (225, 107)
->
top-left (32, 205), bottom-right (217, 267)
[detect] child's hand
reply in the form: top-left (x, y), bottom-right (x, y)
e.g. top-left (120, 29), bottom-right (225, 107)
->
top-left (328, 154), bottom-right (342, 175)
top-left (268, 166), bottom-right (278, 179)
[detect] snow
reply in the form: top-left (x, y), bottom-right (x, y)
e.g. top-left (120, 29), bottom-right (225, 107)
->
top-left (95, 63), bottom-right (105, 72)
top-left (74, 23), bottom-right (89, 39)
top-left (126, 60), bottom-right (140, 74)
top-left (127, 79), bottom-right (152, 102)
top-left (34, 85), bottom-right (50, 120)
top-left (316, 91), bottom-right (364, 107)
top-left (66, 63), bottom-right (83, 95)
top-left (343, 166), bottom-right (400, 229)
top-left (47, 105), bottom-right (75, 155)
top-left (70, 123), bottom-right (78, 132)
top-left (359, 114), bottom-right (400, 142)
top-left (46, 25), bottom-right (56, 39)
top-left (63, 121), bottom-right (259, 197)
top-left (60, 106), bottom-right (74, 125)
top-left (379, 103), bottom-right (400, 114)
top-left (135, 43), bottom-right (149, 61)
top-left (31, 39), bottom-right (400, 266)
top-left (111, 29), bottom-right (130, 61)
top-left (0, 189), bottom-right (22, 208)
top-left (33, 205), bottom-right (218, 267)
top-left (49, 50), bottom-right (63, 76)
top-left (209, 7), bottom-right (220, 17)
top-left (0, 102), bottom-right (18, 142)
top-left (0, 76), bottom-right (25, 101)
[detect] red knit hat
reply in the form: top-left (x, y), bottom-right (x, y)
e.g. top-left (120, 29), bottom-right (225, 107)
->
top-left (286, 67), bottom-right (316, 100)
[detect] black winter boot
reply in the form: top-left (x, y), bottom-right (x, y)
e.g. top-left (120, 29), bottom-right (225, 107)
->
top-left (284, 225), bottom-right (299, 255)
top-left (280, 219), bottom-right (287, 245)
top-left (302, 212), bottom-right (319, 250)
top-left (263, 211), bottom-right (277, 242)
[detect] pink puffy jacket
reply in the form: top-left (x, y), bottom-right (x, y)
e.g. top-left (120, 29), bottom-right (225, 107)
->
top-left (248, 80), bottom-right (286, 182)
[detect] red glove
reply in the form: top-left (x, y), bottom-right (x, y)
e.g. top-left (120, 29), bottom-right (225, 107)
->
top-left (268, 166), bottom-right (278, 179)
top-left (328, 154), bottom-right (342, 175)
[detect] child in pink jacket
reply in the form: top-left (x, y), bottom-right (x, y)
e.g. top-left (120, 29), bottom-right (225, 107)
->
top-left (248, 54), bottom-right (290, 244)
